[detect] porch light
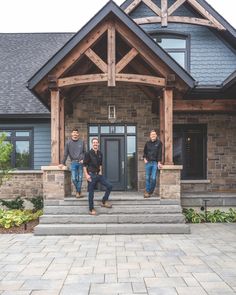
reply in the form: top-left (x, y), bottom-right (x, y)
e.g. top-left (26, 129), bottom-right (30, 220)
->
top-left (108, 105), bottom-right (116, 123)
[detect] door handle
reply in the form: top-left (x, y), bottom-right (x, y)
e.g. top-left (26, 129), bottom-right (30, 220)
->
top-left (122, 161), bottom-right (125, 175)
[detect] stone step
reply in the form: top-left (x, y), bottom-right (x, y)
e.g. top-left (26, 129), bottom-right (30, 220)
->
top-left (40, 213), bottom-right (185, 224)
top-left (43, 205), bottom-right (183, 215)
top-left (34, 223), bottom-right (190, 235)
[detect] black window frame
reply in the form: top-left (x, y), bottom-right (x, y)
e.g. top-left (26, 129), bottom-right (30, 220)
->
top-left (150, 31), bottom-right (190, 71)
top-left (0, 128), bottom-right (34, 170)
top-left (173, 124), bottom-right (207, 180)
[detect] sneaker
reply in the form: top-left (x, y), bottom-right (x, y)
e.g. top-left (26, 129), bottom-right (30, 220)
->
top-left (144, 191), bottom-right (150, 198)
top-left (101, 201), bottom-right (112, 208)
top-left (76, 192), bottom-right (84, 198)
top-left (89, 209), bottom-right (97, 215)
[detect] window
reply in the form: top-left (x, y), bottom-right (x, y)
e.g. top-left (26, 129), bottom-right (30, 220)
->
top-left (0, 129), bottom-right (33, 169)
top-left (173, 125), bottom-right (206, 179)
top-left (153, 35), bottom-right (189, 70)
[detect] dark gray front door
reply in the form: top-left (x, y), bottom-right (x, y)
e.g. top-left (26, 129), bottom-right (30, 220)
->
top-left (101, 136), bottom-right (125, 190)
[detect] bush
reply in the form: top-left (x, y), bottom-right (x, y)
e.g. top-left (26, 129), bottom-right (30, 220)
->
top-left (0, 133), bottom-right (13, 187)
top-left (0, 196), bottom-right (24, 210)
top-left (183, 208), bottom-right (236, 223)
top-left (26, 196), bottom-right (44, 212)
top-left (0, 209), bottom-right (43, 229)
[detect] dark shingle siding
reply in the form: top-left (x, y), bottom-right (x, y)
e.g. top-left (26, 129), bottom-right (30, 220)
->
top-left (0, 33), bottom-right (73, 115)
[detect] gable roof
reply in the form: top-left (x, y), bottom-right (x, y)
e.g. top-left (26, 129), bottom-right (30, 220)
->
top-left (121, 0), bottom-right (236, 48)
top-left (27, 0), bottom-right (195, 91)
top-left (0, 33), bottom-right (73, 116)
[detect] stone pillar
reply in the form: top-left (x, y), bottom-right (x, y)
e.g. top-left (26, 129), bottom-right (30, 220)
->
top-left (159, 165), bottom-right (182, 203)
top-left (41, 166), bottom-right (71, 199)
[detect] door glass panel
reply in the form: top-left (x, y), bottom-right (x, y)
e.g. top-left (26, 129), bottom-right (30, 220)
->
top-left (101, 126), bottom-right (110, 134)
top-left (89, 126), bottom-right (98, 134)
top-left (15, 141), bottom-right (30, 168)
top-left (127, 136), bottom-right (136, 190)
top-left (16, 131), bottom-right (30, 137)
top-left (127, 126), bottom-right (136, 134)
top-left (115, 126), bottom-right (125, 133)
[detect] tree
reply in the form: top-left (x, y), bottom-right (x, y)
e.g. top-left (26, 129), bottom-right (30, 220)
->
top-left (0, 133), bottom-right (13, 187)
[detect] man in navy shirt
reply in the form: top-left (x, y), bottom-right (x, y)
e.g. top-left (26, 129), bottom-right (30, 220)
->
top-left (83, 138), bottom-right (112, 215)
top-left (143, 129), bottom-right (163, 198)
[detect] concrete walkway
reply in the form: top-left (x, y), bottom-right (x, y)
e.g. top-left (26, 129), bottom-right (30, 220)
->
top-left (0, 224), bottom-right (236, 295)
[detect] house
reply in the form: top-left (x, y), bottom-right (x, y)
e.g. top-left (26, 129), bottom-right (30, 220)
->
top-left (0, 0), bottom-right (236, 207)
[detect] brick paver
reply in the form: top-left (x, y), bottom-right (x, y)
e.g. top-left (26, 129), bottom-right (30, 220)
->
top-left (0, 224), bottom-right (236, 294)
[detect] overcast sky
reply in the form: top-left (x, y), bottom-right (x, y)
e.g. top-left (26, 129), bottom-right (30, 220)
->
top-left (0, 0), bottom-right (235, 33)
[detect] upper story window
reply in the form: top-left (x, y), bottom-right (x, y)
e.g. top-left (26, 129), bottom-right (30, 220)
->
top-left (153, 35), bottom-right (189, 70)
top-left (0, 129), bottom-right (33, 170)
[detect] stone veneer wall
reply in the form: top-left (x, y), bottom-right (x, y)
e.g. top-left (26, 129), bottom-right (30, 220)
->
top-left (175, 113), bottom-right (236, 192)
top-left (65, 83), bottom-right (159, 192)
top-left (0, 171), bottom-right (43, 199)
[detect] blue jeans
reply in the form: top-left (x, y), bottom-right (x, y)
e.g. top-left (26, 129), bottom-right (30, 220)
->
top-left (145, 161), bottom-right (159, 193)
top-left (70, 161), bottom-right (83, 193)
top-left (88, 173), bottom-right (112, 211)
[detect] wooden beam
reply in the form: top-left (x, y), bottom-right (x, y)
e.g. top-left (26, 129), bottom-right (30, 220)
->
top-left (174, 99), bottom-right (236, 112)
top-left (142, 0), bottom-right (161, 16)
top-left (159, 96), bottom-right (165, 162)
top-left (35, 22), bottom-right (108, 94)
top-left (168, 0), bottom-right (186, 16)
top-left (84, 48), bottom-right (108, 73)
top-left (107, 23), bottom-right (116, 87)
top-left (59, 97), bottom-right (65, 163)
top-left (116, 73), bottom-right (165, 87)
top-left (187, 0), bottom-right (225, 30)
top-left (163, 88), bottom-right (173, 165)
top-left (58, 74), bottom-right (108, 88)
top-left (134, 16), bottom-right (161, 25)
top-left (50, 89), bottom-right (60, 165)
top-left (134, 15), bottom-right (220, 28)
top-left (161, 0), bottom-right (168, 27)
top-left (116, 48), bottom-right (138, 73)
top-left (124, 0), bottom-right (142, 14)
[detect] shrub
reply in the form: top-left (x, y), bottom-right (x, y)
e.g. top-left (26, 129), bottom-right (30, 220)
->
top-left (183, 208), bottom-right (236, 223)
top-left (0, 209), bottom-right (43, 229)
top-left (0, 196), bottom-right (24, 210)
top-left (26, 196), bottom-right (44, 212)
top-left (0, 133), bottom-right (13, 187)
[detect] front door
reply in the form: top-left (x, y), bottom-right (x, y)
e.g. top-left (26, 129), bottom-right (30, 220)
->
top-left (101, 136), bottom-right (125, 190)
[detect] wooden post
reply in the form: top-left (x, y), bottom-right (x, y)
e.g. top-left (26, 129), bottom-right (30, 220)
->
top-left (59, 97), bottom-right (65, 163)
top-left (107, 22), bottom-right (116, 87)
top-left (161, 0), bottom-right (168, 27)
top-left (159, 96), bottom-right (165, 162)
top-left (50, 89), bottom-right (60, 165)
top-left (163, 88), bottom-right (173, 165)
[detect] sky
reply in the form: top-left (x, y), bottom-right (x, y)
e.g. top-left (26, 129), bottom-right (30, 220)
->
top-left (0, 0), bottom-right (235, 33)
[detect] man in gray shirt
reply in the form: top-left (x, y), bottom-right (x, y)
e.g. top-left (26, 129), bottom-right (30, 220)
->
top-left (59, 128), bottom-right (86, 198)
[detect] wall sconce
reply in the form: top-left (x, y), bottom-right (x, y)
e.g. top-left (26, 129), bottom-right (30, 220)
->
top-left (108, 105), bottom-right (116, 123)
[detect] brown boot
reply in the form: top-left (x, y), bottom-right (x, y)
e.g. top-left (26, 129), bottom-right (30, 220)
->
top-left (76, 192), bottom-right (84, 198)
top-left (101, 201), bottom-right (112, 208)
top-left (144, 191), bottom-right (150, 198)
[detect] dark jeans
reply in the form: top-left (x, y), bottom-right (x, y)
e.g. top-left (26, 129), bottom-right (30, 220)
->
top-left (70, 161), bottom-right (83, 193)
top-left (88, 173), bottom-right (112, 211)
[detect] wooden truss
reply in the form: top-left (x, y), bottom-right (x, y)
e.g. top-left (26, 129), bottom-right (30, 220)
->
top-left (124, 0), bottom-right (225, 30)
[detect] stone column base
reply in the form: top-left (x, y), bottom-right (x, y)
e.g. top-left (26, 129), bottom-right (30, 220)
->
top-left (41, 166), bottom-right (71, 199)
top-left (159, 165), bottom-right (183, 202)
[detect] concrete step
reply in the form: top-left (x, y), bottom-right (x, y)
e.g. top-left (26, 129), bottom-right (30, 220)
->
top-left (34, 223), bottom-right (190, 235)
top-left (40, 213), bottom-right (185, 224)
top-left (43, 205), bottom-right (183, 215)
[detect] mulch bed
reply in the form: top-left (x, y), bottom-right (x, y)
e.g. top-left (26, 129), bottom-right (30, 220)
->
top-left (0, 219), bottom-right (39, 234)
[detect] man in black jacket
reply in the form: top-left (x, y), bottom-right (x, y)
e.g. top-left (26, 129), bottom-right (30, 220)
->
top-left (83, 138), bottom-right (112, 215)
top-left (143, 129), bottom-right (163, 198)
